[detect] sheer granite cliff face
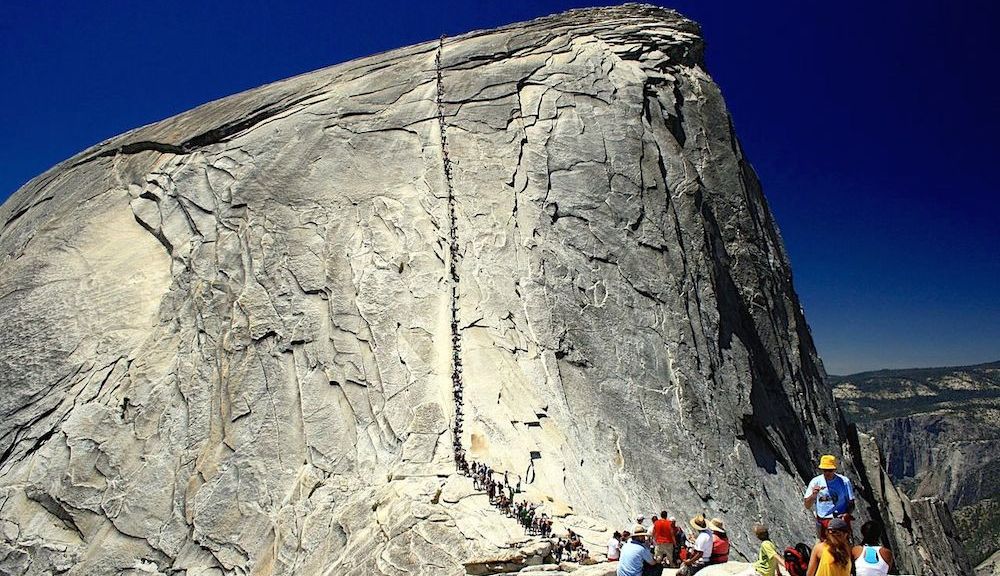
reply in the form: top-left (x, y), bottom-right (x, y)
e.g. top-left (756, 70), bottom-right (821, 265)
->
top-left (0, 5), bottom-right (966, 575)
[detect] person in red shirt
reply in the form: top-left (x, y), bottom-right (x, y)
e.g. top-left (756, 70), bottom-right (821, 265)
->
top-left (652, 511), bottom-right (676, 567)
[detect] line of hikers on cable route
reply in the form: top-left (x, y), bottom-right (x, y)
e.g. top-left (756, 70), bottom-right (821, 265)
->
top-left (610, 455), bottom-right (896, 576)
top-left (451, 349), bottom-right (592, 562)
top-left (448, 339), bottom-right (891, 574)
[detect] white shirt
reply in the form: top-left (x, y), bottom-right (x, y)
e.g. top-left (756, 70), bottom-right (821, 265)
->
top-left (693, 530), bottom-right (712, 566)
top-left (608, 537), bottom-right (621, 560)
top-left (856, 545), bottom-right (890, 576)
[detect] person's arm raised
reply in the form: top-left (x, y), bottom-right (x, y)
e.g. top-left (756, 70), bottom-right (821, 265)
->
top-left (804, 483), bottom-right (822, 510)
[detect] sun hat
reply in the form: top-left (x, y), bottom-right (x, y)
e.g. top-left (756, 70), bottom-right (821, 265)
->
top-left (827, 518), bottom-right (849, 533)
top-left (707, 517), bottom-right (726, 533)
top-left (632, 524), bottom-right (648, 537)
top-left (689, 514), bottom-right (708, 532)
top-left (818, 454), bottom-right (838, 470)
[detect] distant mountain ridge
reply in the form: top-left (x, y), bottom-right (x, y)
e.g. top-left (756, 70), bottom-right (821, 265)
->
top-left (831, 361), bottom-right (1000, 571)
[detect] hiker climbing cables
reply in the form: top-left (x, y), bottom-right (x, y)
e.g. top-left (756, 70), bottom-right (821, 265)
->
top-left (803, 455), bottom-right (855, 539)
top-left (435, 36), bottom-right (587, 559)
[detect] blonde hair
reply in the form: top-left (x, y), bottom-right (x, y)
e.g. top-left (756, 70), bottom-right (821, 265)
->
top-left (753, 523), bottom-right (769, 540)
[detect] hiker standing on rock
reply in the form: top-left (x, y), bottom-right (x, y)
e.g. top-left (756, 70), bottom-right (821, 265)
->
top-left (651, 511), bottom-right (676, 567)
top-left (803, 455), bottom-right (855, 539)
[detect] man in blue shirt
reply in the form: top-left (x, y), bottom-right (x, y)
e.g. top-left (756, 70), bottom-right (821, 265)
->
top-left (617, 524), bottom-right (660, 576)
top-left (803, 454), bottom-right (855, 539)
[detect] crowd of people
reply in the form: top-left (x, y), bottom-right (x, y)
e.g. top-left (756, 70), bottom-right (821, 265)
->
top-left (553, 530), bottom-right (590, 563)
top-left (610, 455), bottom-right (896, 576)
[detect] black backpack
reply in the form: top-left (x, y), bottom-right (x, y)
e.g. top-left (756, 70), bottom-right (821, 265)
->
top-left (783, 542), bottom-right (811, 576)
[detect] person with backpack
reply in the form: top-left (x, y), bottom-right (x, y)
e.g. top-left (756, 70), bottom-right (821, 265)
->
top-left (852, 520), bottom-right (893, 576)
top-left (707, 518), bottom-right (729, 565)
top-left (783, 542), bottom-right (812, 576)
top-left (803, 455), bottom-right (855, 539)
top-left (672, 519), bottom-right (685, 567)
top-left (806, 517), bottom-right (852, 576)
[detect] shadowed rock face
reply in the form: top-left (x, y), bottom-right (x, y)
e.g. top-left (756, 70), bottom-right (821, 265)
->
top-left (0, 5), bottom-right (967, 575)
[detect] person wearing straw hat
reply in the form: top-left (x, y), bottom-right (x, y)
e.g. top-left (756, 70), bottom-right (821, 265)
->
top-left (707, 517), bottom-right (730, 565)
top-left (617, 524), bottom-right (660, 576)
top-left (678, 514), bottom-right (713, 575)
top-left (804, 455), bottom-right (856, 539)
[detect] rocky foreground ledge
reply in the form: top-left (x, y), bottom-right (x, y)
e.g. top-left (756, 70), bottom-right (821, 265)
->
top-left (0, 4), bottom-right (970, 575)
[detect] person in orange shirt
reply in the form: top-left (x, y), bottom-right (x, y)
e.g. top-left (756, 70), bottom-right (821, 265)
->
top-left (651, 511), bottom-right (676, 567)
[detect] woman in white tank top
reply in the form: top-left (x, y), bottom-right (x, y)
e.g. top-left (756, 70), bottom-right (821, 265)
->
top-left (853, 520), bottom-right (894, 576)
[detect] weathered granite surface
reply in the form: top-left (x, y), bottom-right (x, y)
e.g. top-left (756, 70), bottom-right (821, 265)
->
top-left (0, 4), bottom-right (970, 575)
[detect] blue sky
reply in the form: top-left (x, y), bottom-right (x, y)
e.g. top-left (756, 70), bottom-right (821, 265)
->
top-left (1, 0), bottom-right (997, 374)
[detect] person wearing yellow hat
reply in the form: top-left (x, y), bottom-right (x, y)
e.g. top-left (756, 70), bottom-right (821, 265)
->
top-left (804, 454), bottom-right (856, 539)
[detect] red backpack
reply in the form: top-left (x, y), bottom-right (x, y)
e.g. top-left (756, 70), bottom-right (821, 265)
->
top-left (783, 543), bottom-right (811, 576)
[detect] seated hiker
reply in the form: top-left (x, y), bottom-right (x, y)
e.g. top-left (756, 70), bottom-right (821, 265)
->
top-left (678, 514), bottom-right (713, 575)
top-left (804, 455), bottom-right (855, 540)
top-left (852, 520), bottom-right (893, 576)
top-left (806, 517), bottom-right (852, 576)
top-left (616, 524), bottom-right (662, 576)
top-left (608, 531), bottom-right (623, 561)
top-left (652, 511), bottom-right (676, 567)
top-left (672, 518), bottom-right (685, 566)
top-left (737, 523), bottom-right (781, 576)
top-left (708, 517), bottom-right (729, 564)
